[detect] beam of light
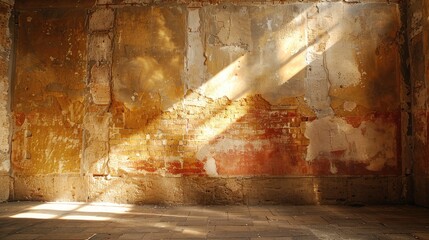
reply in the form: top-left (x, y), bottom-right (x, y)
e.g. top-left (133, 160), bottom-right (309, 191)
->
top-left (10, 202), bottom-right (131, 221)
top-left (77, 204), bottom-right (131, 214)
top-left (201, 54), bottom-right (248, 100)
top-left (30, 202), bottom-right (82, 211)
top-left (199, 6), bottom-right (313, 102)
top-left (107, 5), bottom-right (316, 177)
top-left (108, 3), bottom-right (346, 178)
top-left (59, 215), bottom-right (111, 221)
top-left (182, 228), bottom-right (207, 236)
top-left (10, 212), bottom-right (57, 219)
top-left (182, 6), bottom-right (316, 145)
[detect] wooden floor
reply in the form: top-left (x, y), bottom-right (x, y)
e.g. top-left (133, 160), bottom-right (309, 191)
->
top-left (0, 202), bottom-right (428, 239)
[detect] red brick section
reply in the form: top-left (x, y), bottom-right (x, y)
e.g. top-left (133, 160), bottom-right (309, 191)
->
top-left (109, 93), bottom-right (400, 177)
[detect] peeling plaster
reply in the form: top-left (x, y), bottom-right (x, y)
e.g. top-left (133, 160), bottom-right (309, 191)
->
top-left (305, 117), bottom-right (396, 171)
top-left (204, 157), bottom-right (218, 177)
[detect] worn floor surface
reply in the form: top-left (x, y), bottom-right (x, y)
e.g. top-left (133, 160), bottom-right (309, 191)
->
top-left (0, 202), bottom-right (428, 240)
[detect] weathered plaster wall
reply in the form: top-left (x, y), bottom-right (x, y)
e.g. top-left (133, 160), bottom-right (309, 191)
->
top-left (107, 2), bottom-right (402, 177)
top-left (10, 0), bottom-right (406, 204)
top-left (409, 0), bottom-right (429, 207)
top-left (0, 0), bottom-right (13, 202)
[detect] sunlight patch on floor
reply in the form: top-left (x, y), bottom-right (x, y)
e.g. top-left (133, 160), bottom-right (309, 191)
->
top-left (10, 202), bottom-right (131, 221)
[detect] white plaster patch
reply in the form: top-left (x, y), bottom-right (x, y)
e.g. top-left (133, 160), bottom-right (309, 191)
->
top-left (343, 101), bottom-right (357, 112)
top-left (185, 9), bottom-right (204, 90)
top-left (326, 41), bottom-right (362, 88)
top-left (188, 9), bottom-right (200, 32)
top-left (204, 157), bottom-right (218, 177)
top-left (185, 31), bottom-right (204, 90)
top-left (305, 5), bottom-right (336, 117)
top-left (0, 160), bottom-right (9, 172)
top-left (196, 145), bottom-right (211, 161)
top-left (304, 117), bottom-right (396, 171)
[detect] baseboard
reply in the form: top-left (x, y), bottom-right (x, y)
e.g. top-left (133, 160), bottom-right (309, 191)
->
top-left (9, 174), bottom-right (406, 205)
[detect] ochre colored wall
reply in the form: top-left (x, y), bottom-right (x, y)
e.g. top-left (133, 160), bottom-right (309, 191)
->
top-left (0, 0), bottom-right (13, 202)
top-left (8, 0), bottom-right (407, 204)
top-left (409, 0), bottom-right (429, 207)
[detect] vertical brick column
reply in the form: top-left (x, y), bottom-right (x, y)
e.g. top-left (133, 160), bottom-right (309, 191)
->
top-left (83, 3), bottom-right (115, 176)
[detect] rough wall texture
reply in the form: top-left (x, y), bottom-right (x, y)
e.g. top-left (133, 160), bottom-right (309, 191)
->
top-left (409, 0), bottom-right (429, 207)
top-left (10, 0), bottom-right (406, 204)
top-left (12, 9), bottom-right (87, 175)
top-left (0, 0), bottom-right (13, 202)
top-left (107, 2), bottom-right (402, 177)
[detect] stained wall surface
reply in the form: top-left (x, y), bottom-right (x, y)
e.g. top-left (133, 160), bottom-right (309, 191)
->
top-left (8, 0), bottom-right (406, 204)
top-left (0, 0), bottom-right (13, 202)
top-left (409, 0), bottom-right (429, 207)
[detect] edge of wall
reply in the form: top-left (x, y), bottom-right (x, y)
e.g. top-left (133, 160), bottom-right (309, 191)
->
top-left (0, 0), bottom-right (13, 203)
top-left (414, 176), bottom-right (429, 207)
top-left (11, 175), bottom-right (404, 205)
